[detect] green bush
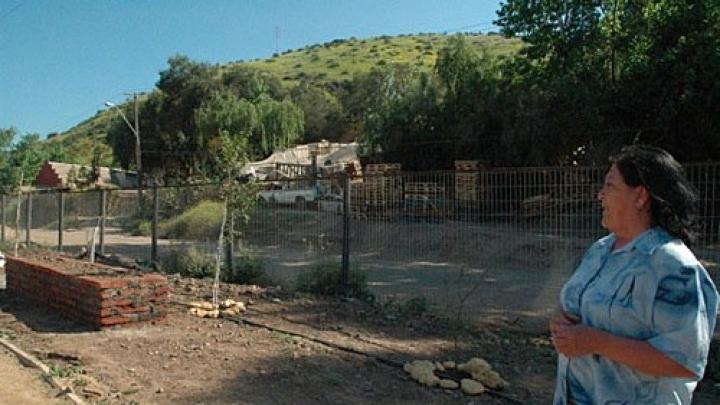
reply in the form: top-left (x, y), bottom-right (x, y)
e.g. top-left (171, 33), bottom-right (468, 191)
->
top-left (159, 200), bottom-right (223, 240)
top-left (295, 261), bottom-right (369, 298)
top-left (399, 296), bottom-right (432, 316)
top-left (169, 246), bottom-right (215, 278)
top-left (223, 251), bottom-right (270, 285)
top-left (134, 220), bottom-right (152, 236)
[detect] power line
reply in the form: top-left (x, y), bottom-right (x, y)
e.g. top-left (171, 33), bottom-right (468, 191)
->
top-left (441, 21), bottom-right (498, 34)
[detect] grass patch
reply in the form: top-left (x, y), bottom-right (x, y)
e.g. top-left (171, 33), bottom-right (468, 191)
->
top-left (49, 364), bottom-right (83, 379)
top-left (295, 261), bottom-right (370, 298)
top-left (159, 200), bottom-right (223, 240)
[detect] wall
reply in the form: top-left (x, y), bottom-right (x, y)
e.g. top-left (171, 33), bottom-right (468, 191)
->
top-left (6, 256), bottom-right (167, 329)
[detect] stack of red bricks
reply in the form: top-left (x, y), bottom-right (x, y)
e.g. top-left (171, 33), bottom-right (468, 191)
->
top-left (6, 256), bottom-right (168, 329)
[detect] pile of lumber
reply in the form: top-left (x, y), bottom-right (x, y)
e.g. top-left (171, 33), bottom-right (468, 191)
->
top-left (350, 163), bottom-right (402, 219)
top-left (454, 160), bottom-right (484, 202)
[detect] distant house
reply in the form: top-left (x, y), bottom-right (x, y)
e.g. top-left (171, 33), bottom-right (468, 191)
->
top-left (34, 161), bottom-right (139, 190)
top-left (240, 141), bottom-right (360, 180)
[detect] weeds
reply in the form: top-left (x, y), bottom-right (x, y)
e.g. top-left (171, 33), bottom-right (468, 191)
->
top-left (48, 364), bottom-right (83, 379)
top-left (168, 246), bottom-right (215, 278)
top-left (375, 295), bottom-right (436, 323)
top-left (224, 251), bottom-right (269, 285)
top-left (295, 261), bottom-right (370, 299)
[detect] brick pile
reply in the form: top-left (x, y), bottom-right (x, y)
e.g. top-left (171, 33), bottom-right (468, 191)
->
top-left (6, 256), bottom-right (168, 329)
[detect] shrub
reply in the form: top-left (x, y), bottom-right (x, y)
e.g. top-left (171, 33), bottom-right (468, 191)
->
top-left (169, 246), bottom-right (215, 278)
top-left (134, 220), bottom-right (152, 236)
top-left (223, 251), bottom-right (270, 285)
top-left (399, 296), bottom-right (432, 316)
top-left (295, 261), bottom-right (369, 298)
top-left (158, 200), bottom-right (223, 240)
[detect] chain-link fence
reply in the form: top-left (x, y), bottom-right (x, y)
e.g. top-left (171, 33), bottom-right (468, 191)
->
top-left (2, 163), bottom-right (718, 322)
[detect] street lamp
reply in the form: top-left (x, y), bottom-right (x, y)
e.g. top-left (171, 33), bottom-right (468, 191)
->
top-left (105, 96), bottom-right (143, 208)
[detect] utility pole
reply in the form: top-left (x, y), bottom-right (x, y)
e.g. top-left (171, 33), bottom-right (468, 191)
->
top-left (106, 92), bottom-right (145, 210)
top-left (131, 92), bottom-right (143, 210)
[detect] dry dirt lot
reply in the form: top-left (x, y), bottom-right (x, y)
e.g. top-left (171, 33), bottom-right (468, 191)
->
top-left (0, 262), bottom-right (718, 405)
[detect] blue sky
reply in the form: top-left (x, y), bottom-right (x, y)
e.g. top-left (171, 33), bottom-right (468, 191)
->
top-left (0, 0), bottom-right (502, 137)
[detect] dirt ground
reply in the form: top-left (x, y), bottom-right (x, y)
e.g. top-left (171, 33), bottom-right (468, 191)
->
top-left (0, 347), bottom-right (69, 404)
top-left (0, 258), bottom-right (719, 405)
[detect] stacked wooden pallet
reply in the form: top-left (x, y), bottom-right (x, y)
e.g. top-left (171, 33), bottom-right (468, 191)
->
top-left (454, 160), bottom-right (483, 202)
top-left (345, 161), bottom-right (363, 180)
top-left (364, 163), bottom-right (403, 207)
top-left (350, 183), bottom-right (368, 219)
top-left (349, 163), bottom-right (402, 219)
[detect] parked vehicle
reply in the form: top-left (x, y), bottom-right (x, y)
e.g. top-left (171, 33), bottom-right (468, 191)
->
top-left (258, 183), bottom-right (318, 208)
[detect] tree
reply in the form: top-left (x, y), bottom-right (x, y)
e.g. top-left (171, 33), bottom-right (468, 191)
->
top-left (222, 65), bottom-right (285, 101)
top-left (290, 82), bottom-right (345, 143)
top-left (0, 128), bottom-right (18, 192)
top-left (195, 90), bottom-right (304, 174)
top-left (496, 0), bottom-right (720, 163)
top-left (496, 0), bottom-right (605, 74)
top-left (5, 133), bottom-right (50, 189)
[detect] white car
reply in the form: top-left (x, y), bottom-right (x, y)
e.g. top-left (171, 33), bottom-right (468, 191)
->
top-left (0, 251), bottom-right (5, 269)
top-left (258, 184), bottom-right (318, 208)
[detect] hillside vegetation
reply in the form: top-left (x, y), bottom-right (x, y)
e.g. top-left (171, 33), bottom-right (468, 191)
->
top-left (240, 34), bottom-right (521, 85)
top-left (51, 110), bottom-right (115, 167)
top-left (3, 0), bottom-right (719, 190)
top-left (56, 33), bottom-right (520, 168)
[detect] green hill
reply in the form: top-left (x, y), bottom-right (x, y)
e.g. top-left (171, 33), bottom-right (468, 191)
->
top-left (239, 33), bottom-right (521, 85)
top-left (51, 109), bottom-right (116, 166)
top-left (57, 33), bottom-right (522, 166)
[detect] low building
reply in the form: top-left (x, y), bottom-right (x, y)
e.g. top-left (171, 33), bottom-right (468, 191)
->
top-left (240, 141), bottom-right (360, 180)
top-left (34, 161), bottom-right (139, 190)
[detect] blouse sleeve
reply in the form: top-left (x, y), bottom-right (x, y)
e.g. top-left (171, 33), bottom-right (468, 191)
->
top-left (645, 260), bottom-right (718, 379)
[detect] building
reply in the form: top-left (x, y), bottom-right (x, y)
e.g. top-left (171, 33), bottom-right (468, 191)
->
top-left (240, 141), bottom-right (360, 180)
top-left (34, 161), bottom-right (139, 190)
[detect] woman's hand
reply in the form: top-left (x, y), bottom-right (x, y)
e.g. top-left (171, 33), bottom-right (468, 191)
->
top-left (552, 323), bottom-right (697, 378)
top-left (549, 308), bottom-right (579, 336)
top-left (549, 309), bottom-right (602, 357)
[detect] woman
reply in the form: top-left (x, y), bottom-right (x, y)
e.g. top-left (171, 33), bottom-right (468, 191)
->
top-left (550, 145), bottom-right (719, 404)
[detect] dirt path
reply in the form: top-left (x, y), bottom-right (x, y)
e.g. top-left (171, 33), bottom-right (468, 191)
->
top-left (0, 347), bottom-right (68, 404)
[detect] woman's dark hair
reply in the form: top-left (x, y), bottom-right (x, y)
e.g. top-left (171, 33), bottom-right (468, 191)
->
top-left (611, 144), bottom-right (699, 245)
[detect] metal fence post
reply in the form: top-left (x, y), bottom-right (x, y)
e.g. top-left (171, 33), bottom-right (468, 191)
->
top-left (226, 212), bottom-right (235, 274)
top-left (99, 189), bottom-right (107, 255)
top-left (58, 191), bottom-right (64, 251)
top-left (25, 192), bottom-right (32, 247)
top-left (151, 183), bottom-right (158, 263)
top-left (341, 174), bottom-right (351, 293)
top-left (1, 194), bottom-right (5, 243)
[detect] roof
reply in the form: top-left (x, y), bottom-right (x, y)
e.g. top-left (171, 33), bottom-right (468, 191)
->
top-left (241, 141), bottom-right (359, 179)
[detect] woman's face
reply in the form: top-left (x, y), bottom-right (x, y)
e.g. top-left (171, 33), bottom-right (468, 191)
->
top-left (597, 164), bottom-right (646, 235)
